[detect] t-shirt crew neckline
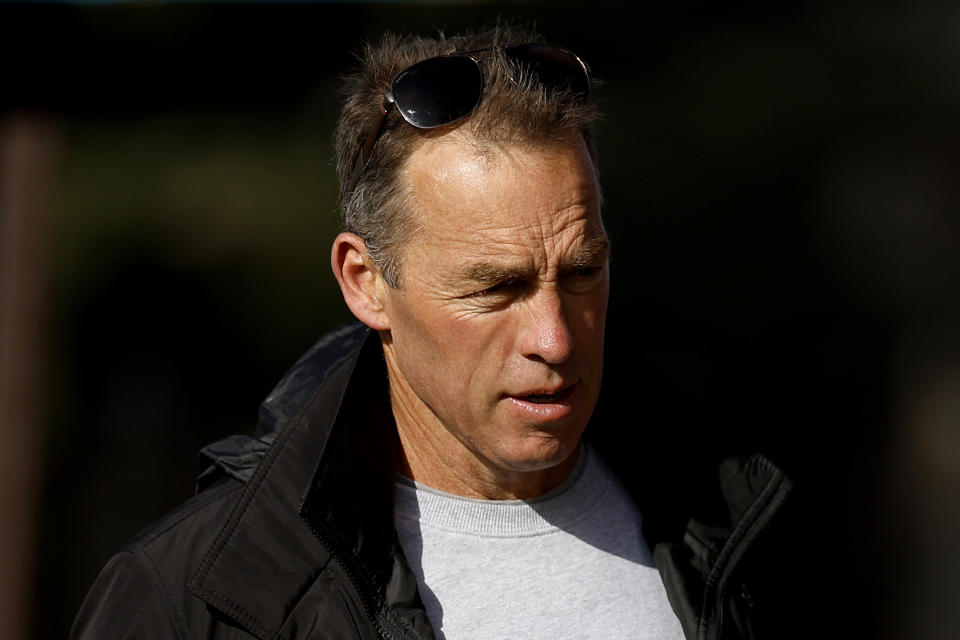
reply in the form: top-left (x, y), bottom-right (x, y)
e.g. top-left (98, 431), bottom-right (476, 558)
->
top-left (393, 445), bottom-right (610, 537)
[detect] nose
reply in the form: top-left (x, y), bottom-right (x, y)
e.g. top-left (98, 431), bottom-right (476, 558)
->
top-left (518, 288), bottom-right (574, 364)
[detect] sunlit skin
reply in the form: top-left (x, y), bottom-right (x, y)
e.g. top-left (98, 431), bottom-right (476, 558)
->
top-left (332, 133), bottom-right (609, 500)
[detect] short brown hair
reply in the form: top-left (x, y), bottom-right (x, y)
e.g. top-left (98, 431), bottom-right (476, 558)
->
top-left (335, 25), bottom-right (601, 287)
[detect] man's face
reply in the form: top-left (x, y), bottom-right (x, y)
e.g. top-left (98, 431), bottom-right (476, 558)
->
top-left (379, 135), bottom-right (609, 491)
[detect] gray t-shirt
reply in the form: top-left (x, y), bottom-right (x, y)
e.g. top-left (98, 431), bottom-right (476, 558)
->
top-left (394, 445), bottom-right (686, 640)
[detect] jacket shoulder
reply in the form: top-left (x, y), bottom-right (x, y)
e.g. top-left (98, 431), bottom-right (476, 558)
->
top-left (72, 477), bottom-right (248, 639)
top-left (73, 324), bottom-right (376, 639)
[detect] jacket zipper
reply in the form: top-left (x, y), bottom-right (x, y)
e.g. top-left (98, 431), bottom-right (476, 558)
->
top-left (300, 510), bottom-right (402, 640)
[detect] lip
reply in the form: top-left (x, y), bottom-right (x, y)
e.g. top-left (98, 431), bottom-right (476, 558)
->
top-left (502, 383), bottom-right (578, 423)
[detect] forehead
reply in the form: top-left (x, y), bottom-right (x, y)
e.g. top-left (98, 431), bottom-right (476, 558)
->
top-left (400, 135), bottom-right (604, 268)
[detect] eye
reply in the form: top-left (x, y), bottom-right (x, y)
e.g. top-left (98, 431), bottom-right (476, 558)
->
top-left (562, 264), bottom-right (606, 292)
top-left (461, 276), bottom-right (531, 305)
top-left (471, 278), bottom-right (516, 297)
top-left (570, 264), bottom-right (605, 281)
top-left (575, 266), bottom-right (601, 278)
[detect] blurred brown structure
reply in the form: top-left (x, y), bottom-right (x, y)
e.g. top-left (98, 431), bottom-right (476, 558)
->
top-left (0, 113), bottom-right (61, 640)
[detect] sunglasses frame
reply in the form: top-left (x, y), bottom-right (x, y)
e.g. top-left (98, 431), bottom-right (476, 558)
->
top-left (346, 42), bottom-right (591, 195)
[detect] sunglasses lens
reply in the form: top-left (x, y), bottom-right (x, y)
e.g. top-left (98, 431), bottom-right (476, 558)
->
top-left (392, 55), bottom-right (483, 128)
top-left (505, 43), bottom-right (590, 99)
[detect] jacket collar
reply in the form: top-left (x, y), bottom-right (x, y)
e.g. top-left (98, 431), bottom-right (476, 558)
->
top-left (188, 324), bottom-right (433, 640)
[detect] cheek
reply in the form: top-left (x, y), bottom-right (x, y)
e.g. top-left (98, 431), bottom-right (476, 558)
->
top-left (395, 303), bottom-right (496, 393)
top-left (593, 292), bottom-right (610, 333)
top-left (434, 315), bottom-right (517, 409)
top-left (573, 290), bottom-right (609, 339)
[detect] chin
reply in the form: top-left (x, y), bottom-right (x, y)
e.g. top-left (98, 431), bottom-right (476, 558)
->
top-left (499, 435), bottom-right (580, 472)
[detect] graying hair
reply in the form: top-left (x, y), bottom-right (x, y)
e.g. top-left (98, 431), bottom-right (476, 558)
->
top-left (335, 25), bottom-right (600, 287)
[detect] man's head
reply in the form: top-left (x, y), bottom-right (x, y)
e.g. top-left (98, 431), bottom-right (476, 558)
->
top-left (332, 27), bottom-right (608, 498)
top-left (335, 25), bottom-right (600, 287)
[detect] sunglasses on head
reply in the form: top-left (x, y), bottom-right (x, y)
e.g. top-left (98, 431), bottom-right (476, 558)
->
top-left (347, 42), bottom-right (591, 193)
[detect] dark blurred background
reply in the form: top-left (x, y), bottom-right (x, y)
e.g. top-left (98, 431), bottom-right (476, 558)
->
top-left (2, 1), bottom-right (958, 638)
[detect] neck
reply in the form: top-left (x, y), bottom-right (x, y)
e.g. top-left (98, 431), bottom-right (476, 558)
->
top-left (392, 423), bottom-right (579, 500)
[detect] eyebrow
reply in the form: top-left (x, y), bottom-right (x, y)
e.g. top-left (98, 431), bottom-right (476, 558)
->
top-left (457, 235), bottom-right (611, 284)
top-left (561, 235), bottom-right (611, 272)
top-left (459, 262), bottom-right (531, 286)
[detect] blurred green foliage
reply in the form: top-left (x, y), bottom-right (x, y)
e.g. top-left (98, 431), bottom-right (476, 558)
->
top-left (55, 112), bottom-right (348, 339)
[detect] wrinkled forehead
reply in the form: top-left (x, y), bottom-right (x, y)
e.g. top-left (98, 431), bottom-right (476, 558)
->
top-left (395, 133), bottom-right (605, 276)
top-left (401, 132), bottom-right (602, 233)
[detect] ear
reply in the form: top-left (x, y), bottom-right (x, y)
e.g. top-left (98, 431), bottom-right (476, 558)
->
top-left (331, 232), bottom-right (392, 331)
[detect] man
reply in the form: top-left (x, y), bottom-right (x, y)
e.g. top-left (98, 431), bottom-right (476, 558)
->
top-left (73, 26), bottom-right (791, 640)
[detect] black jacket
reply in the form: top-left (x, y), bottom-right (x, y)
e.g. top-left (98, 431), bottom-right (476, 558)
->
top-left (71, 323), bottom-right (792, 640)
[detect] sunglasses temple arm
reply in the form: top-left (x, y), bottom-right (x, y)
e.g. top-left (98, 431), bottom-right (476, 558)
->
top-left (347, 93), bottom-right (396, 195)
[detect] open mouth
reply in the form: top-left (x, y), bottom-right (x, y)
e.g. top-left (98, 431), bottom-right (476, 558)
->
top-left (513, 386), bottom-right (573, 404)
